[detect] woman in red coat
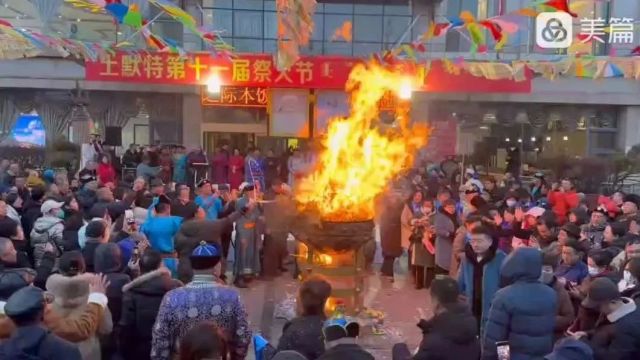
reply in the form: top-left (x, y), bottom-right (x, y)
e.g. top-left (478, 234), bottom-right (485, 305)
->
top-left (97, 153), bottom-right (116, 185)
top-left (228, 148), bottom-right (244, 190)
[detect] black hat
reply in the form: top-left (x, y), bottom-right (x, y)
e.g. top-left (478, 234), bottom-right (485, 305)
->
top-left (197, 179), bottom-right (212, 188)
top-left (430, 277), bottom-right (459, 305)
top-left (560, 223), bottom-right (581, 239)
top-left (4, 286), bottom-right (46, 318)
top-left (582, 278), bottom-right (620, 309)
top-left (623, 194), bottom-right (640, 208)
top-left (0, 269), bottom-right (33, 300)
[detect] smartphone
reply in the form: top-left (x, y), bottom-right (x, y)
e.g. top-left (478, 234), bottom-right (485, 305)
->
top-left (496, 341), bottom-right (510, 360)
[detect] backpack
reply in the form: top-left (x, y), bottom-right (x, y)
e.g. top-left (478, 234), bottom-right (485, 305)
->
top-left (0, 330), bottom-right (49, 360)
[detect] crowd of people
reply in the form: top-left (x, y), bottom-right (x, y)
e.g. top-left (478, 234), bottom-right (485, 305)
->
top-left (377, 168), bottom-right (640, 360)
top-left (1, 143), bottom-right (640, 360)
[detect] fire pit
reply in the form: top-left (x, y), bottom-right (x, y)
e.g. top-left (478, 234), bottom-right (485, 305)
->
top-left (294, 218), bottom-right (374, 314)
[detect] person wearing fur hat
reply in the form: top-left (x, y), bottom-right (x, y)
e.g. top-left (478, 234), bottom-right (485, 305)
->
top-left (119, 249), bottom-right (182, 360)
top-left (582, 205), bottom-right (609, 250)
top-left (619, 194), bottom-right (640, 222)
top-left (44, 262), bottom-right (112, 360)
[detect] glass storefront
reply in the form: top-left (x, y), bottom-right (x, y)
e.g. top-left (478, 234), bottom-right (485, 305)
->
top-left (428, 101), bottom-right (621, 168)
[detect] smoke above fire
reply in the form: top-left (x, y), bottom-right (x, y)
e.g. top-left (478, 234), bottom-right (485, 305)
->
top-left (295, 61), bottom-right (430, 222)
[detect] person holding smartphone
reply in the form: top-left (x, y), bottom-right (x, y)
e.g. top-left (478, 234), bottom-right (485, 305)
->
top-left (482, 247), bottom-right (557, 359)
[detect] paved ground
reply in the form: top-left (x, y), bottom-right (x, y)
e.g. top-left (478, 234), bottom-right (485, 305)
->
top-left (232, 251), bottom-right (432, 360)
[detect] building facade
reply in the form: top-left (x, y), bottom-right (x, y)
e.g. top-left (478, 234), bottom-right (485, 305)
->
top-left (0, 0), bottom-right (639, 164)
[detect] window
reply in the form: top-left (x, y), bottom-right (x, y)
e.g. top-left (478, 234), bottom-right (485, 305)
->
top-left (202, 0), bottom-right (412, 56)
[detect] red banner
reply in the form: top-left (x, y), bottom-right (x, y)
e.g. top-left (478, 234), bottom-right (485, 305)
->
top-left (85, 52), bottom-right (530, 93)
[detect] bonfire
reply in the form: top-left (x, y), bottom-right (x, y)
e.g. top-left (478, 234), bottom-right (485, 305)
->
top-left (296, 61), bottom-right (430, 223)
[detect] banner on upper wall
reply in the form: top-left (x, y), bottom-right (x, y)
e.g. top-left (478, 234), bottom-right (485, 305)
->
top-left (85, 52), bottom-right (531, 93)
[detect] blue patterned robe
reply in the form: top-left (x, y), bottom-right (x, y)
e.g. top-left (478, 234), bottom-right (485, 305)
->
top-left (234, 195), bottom-right (262, 277)
top-left (151, 275), bottom-right (251, 359)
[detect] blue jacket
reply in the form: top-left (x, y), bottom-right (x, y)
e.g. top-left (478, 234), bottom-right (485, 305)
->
top-left (141, 208), bottom-right (183, 254)
top-left (458, 244), bottom-right (507, 331)
top-left (482, 248), bottom-right (557, 360)
top-left (195, 195), bottom-right (223, 220)
top-left (0, 325), bottom-right (82, 360)
top-left (555, 261), bottom-right (589, 286)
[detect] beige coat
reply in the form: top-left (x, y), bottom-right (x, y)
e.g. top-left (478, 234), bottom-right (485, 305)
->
top-left (45, 273), bottom-right (113, 360)
top-left (400, 204), bottom-right (414, 250)
top-left (449, 226), bottom-right (468, 279)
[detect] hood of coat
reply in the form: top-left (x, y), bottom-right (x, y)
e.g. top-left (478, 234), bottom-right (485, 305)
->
top-left (32, 216), bottom-right (63, 233)
top-left (94, 243), bottom-right (123, 274)
top-left (417, 303), bottom-right (478, 344)
top-left (122, 268), bottom-right (180, 294)
top-left (46, 273), bottom-right (93, 308)
top-left (500, 247), bottom-right (542, 285)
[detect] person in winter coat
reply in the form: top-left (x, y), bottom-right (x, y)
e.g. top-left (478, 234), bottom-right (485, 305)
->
top-left (547, 179), bottom-right (580, 225)
top-left (97, 154), bottom-right (116, 186)
top-left (574, 277), bottom-right (640, 360)
top-left (482, 247), bottom-right (557, 360)
top-left (21, 185), bottom-right (45, 242)
top-left (400, 192), bottom-right (435, 289)
top-left (458, 225), bottom-right (507, 331)
top-left (174, 203), bottom-right (244, 283)
top-left (411, 277), bottom-right (480, 360)
top-left (568, 249), bottom-right (620, 332)
top-left (119, 249), bottom-right (182, 360)
top-left (376, 189), bottom-right (405, 279)
top-left (0, 237), bottom-right (55, 291)
top-left (541, 251), bottom-right (575, 340)
top-left (277, 275), bottom-right (332, 359)
top-left (45, 268), bottom-right (112, 360)
top-left (450, 216), bottom-right (483, 280)
top-left (82, 220), bottom-right (111, 273)
top-left (434, 199), bottom-right (459, 274)
top-left (618, 258), bottom-right (640, 300)
top-left (0, 286), bottom-right (82, 360)
top-left (94, 243), bottom-right (131, 330)
top-left (544, 338), bottom-right (593, 360)
top-left (556, 239), bottom-right (589, 287)
top-left (30, 199), bottom-right (66, 266)
top-left (62, 196), bottom-right (84, 251)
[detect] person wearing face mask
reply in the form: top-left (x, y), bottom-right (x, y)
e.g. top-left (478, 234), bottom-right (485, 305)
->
top-left (541, 252), bottom-right (575, 341)
top-left (568, 249), bottom-right (619, 333)
top-left (571, 277), bottom-right (640, 359)
top-left (30, 200), bottom-right (66, 267)
top-left (618, 258), bottom-right (640, 300)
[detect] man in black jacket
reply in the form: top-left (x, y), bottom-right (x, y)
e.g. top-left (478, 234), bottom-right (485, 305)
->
top-left (119, 249), bottom-right (181, 360)
top-left (393, 277), bottom-right (480, 360)
top-left (575, 277), bottom-right (640, 359)
top-left (0, 237), bottom-right (55, 290)
top-left (21, 185), bottom-right (45, 243)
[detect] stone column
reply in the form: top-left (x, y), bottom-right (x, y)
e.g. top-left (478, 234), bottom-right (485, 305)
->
top-left (182, 94), bottom-right (203, 146)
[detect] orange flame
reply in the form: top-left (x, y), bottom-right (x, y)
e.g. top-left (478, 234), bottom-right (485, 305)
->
top-left (296, 62), bottom-right (430, 222)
